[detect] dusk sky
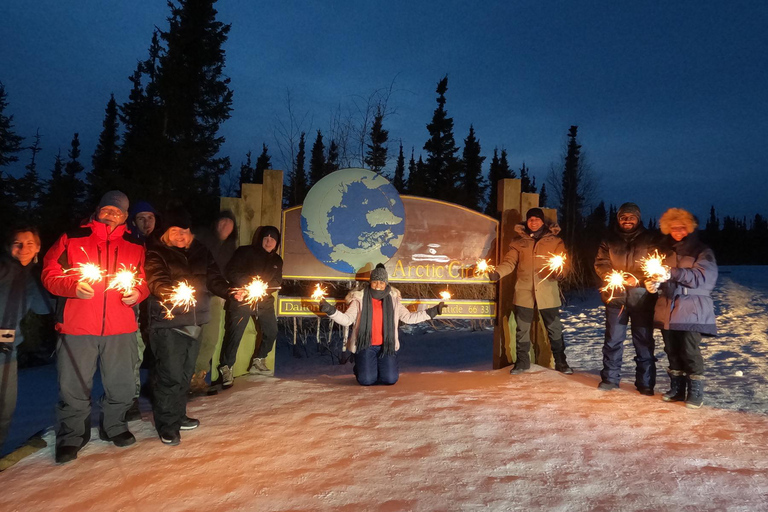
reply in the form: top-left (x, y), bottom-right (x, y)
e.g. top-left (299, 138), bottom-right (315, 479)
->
top-left (2, 0), bottom-right (767, 222)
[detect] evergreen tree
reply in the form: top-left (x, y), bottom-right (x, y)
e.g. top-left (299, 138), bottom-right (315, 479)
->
top-left (285, 132), bottom-right (307, 206)
top-left (64, 133), bottom-right (87, 219)
top-left (364, 107), bottom-right (388, 174)
top-left (39, 151), bottom-right (71, 243)
top-left (607, 204), bottom-right (618, 231)
top-left (309, 130), bottom-right (326, 186)
top-left (325, 139), bottom-right (339, 175)
top-left (238, 150), bottom-right (254, 195)
top-left (14, 129), bottom-right (43, 214)
top-left (559, 126), bottom-right (584, 246)
top-left (499, 149), bottom-right (515, 179)
top-left (0, 82), bottom-right (24, 229)
top-left (405, 149), bottom-right (418, 195)
top-left (423, 76), bottom-right (460, 201)
top-left (88, 94), bottom-right (121, 203)
top-left (460, 125), bottom-right (486, 210)
top-left (485, 148), bottom-right (501, 215)
top-left (539, 183), bottom-right (548, 208)
top-left (254, 143), bottom-right (271, 184)
top-left (520, 162), bottom-right (536, 193)
top-left (392, 142), bottom-right (406, 193)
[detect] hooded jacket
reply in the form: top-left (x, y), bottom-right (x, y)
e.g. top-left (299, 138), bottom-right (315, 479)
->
top-left (0, 254), bottom-right (53, 351)
top-left (328, 286), bottom-right (431, 353)
top-left (195, 210), bottom-right (239, 272)
top-left (594, 224), bottom-right (660, 307)
top-left (653, 232), bottom-right (718, 335)
top-left (225, 226), bottom-right (283, 310)
top-left (495, 222), bottom-right (565, 309)
top-left (145, 237), bottom-right (231, 328)
top-left (42, 219), bottom-right (150, 336)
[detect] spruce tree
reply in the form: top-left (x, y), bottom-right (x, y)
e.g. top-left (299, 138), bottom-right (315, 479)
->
top-left (460, 125), bottom-right (486, 211)
top-left (309, 130), bottom-right (326, 186)
top-left (238, 150), bottom-right (254, 195)
top-left (325, 139), bottom-right (339, 175)
top-left (88, 94), bottom-right (121, 203)
top-left (392, 142), bottom-right (406, 193)
top-left (15, 129), bottom-right (43, 214)
top-left (423, 76), bottom-right (460, 201)
top-left (364, 107), bottom-right (388, 174)
top-left (539, 183), bottom-right (548, 208)
top-left (560, 126), bottom-right (584, 246)
top-left (0, 82), bottom-right (24, 228)
top-left (254, 143), bottom-right (271, 184)
top-left (485, 149), bottom-right (501, 215)
top-left (520, 162), bottom-right (535, 193)
top-left (405, 149), bottom-right (418, 195)
top-left (64, 133), bottom-right (87, 219)
top-left (285, 132), bottom-right (307, 206)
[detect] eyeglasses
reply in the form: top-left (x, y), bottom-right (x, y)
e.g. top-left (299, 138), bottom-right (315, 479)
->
top-left (99, 207), bottom-right (126, 219)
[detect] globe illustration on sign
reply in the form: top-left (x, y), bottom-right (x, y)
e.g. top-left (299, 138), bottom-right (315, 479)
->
top-left (300, 168), bottom-right (405, 273)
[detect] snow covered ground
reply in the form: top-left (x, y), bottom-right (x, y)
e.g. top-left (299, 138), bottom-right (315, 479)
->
top-left (1, 266), bottom-right (768, 511)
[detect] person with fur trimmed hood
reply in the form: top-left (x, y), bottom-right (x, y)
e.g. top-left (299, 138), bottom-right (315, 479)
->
top-left (144, 207), bottom-right (231, 445)
top-left (645, 208), bottom-right (717, 409)
top-left (218, 225), bottom-right (282, 387)
top-left (489, 208), bottom-right (573, 375)
top-left (318, 263), bottom-right (444, 386)
top-left (594, 202), bottom-right (660, 395)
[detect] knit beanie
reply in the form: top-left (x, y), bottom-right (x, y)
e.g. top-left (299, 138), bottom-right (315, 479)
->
top-left (617, 202), bottom-right (642, 221)
top-left (164, 207), bottom-right (192, 230)
top-left (526, 208), bottom-right (545, 222)
top-left (98, 190), bottom-right (129, 214)
top-left (370, 263), bottom-right (388, 283)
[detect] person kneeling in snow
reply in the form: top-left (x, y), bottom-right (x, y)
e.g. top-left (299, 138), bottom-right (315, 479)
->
top-left (318, 264), bottom-right (444, 386)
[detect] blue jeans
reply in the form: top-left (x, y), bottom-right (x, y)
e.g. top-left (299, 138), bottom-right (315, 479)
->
top-left (601, 304), bottom-right (657, 389)
top-left (354, 346), bottom-right (398, 386)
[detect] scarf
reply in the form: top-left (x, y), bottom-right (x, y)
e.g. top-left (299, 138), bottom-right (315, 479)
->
top-left (356, 285), bottom-right (396, 356)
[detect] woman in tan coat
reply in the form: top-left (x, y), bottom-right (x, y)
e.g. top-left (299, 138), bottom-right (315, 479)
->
top-left (491, 208), bottom-right (572, 375)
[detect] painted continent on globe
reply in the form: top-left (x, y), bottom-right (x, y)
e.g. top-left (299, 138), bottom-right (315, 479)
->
top-left (300, 168), bottom-right (405, 273)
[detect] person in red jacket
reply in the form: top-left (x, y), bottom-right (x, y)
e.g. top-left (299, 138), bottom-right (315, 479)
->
top-left (42, 191), bottom-right (150, 464)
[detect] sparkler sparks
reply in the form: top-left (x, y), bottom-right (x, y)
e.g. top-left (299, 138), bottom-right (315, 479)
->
top-left (538, 252), bottom-right (567, 281)
top-left (600, 269), bottom-right (635, 303)
top-left (162, 281), bottom-right (196, 319)
top-left (473, 259), bottom-right (495, 277)
top-left (106, 265), bottom-right (142, 295)
top-left (60, 247), bottom-right (105, 285)
top-left (439, 290), bottom-right (452, 300)
top-left (640, 250), bottom-right (669, 281)
top-left (236, 276), bottom-right (269, 308)
top-left (310, 283), bottom-right (327, 301)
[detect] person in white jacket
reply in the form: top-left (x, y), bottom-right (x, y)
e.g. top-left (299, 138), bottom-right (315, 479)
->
top-left (319, 264), bottom-right (444, 385)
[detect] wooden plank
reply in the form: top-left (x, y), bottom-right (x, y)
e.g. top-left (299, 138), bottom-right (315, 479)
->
top-left (498, 179), bottom-right (521, 213)
top-left (520, 192), bottom-right (539, 217)
top-left (261, 169), bottom-right (284, 230)
top-left (240, 183), bottom-right (263, 246)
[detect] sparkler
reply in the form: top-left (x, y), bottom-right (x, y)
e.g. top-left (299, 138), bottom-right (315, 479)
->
top-left (310, 283), bottom-right (327, 301)
top-left (162, 281), bottom-right (197, 319)
top-left (473, 259), bottom-right (495, 277)
top-left (236, 276), bottom-right (269, 308)
top-left (61, 247), bottom-right (105, 284)
top-left (106, 265), bottom-right (142, 295)
top-left (640, 250), bottom-right (669, 281)
top-left (600, 269), bottom-right (635, 303)
top-left (439, 290), bottom-right (452, 300)
top-left (538, 252), bottom-right (567, 281)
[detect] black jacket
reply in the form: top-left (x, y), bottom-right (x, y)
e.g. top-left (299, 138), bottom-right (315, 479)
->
top-left (145, 238), bottom-right (231, 328)
top-left (225, 226), bottom-right (283, 310)
top-left (594, 225), bottom-right (660, 307)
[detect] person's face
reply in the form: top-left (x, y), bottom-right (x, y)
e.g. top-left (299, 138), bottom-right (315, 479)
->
top-left (669, 223), bottom-right (689, 242)
top-left (527, 216), bottom-right (544, 232)
top-left (167, 227), bottom-right (193, 248)
top-left (134, 212), bottom-right (156, 237)
top-left (11, 231), bottom-right (40, 266)
top-left (618, 213), bottom-right (639, 232)
top-left (217, 218), bottom-right (234, 241)
top-left (370, 280), bottom-right (387, 291)
top-left (97, 206), bottom-right (127, 230)
top-left (262, 234), bottom-right (277, 252)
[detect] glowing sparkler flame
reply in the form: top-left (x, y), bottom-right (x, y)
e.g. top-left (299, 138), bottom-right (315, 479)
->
top-left (439, 291), bottom-right (452, 300)
top-left (59, 247), bottom-right (105, 285)
top-left (601, 270), bottom-right (635, 303)
top-left (162, 281), bottom-right (197, 319)
top-left (474, 259), bottom-right (495, 277)
top-left (106, 265), bottom-right (142, 294)
top-left (640, 250), bottom-right (669, 281)
top-left (238, 276), bottom-right (269, 308)
top-left (310, 283), bottom-right (327, 301)
top-left (538, 252), bottom-right (567, 281)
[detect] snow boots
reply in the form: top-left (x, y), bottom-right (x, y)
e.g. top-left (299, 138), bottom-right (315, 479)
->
top-left (219, 365), bottom-right (234, 389)
top-left (685, 376), bottom-right (705, 409)
top-left (510, 354), bottom-right (531, 374)
top-left (662, 370), bottom-right (687, 402)
top-left (553, 351), bottom-right (573, 375)
top-left (189, 370), bottom-right (208, 395)
top-left (249, 357), bottom-right (270, 375)
top-left (125, 398), bottom-right (141, 422)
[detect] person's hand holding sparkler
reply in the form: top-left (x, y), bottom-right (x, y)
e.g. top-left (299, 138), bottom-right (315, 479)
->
top-left (76, 282), bottom-right (95, 300)
top-left (106, 265), bottom-right (143, 305)
top-left (234, 276), bottom-right (269, 308)
top-left (439, 290), bottom-right (451, 301)
top-left (68, 260), bottom-right (105, 299)
top-left (474, 259), bottom-right (497, 279)
top-left (162, 281), bottom-right (197, 320)
top-left (601, 269), bottom-right (635, 302)
top-left (640, 250), bottom-right (671, 284)
top-left (538, 252), bottom-right (567, 281)
top-left (311, 283), bottom-right (328, 301)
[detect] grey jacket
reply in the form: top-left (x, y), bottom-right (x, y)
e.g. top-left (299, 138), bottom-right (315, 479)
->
top-left (653, 233), bottom-right (718, 335)
top-left (328, 287), bottom-right (431, 353)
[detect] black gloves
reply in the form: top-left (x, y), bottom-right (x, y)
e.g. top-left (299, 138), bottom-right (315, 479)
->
top-left (488, 271), bottom-right (501, 282)
top-left (318, 298), bottom-right (336, 316)
top-left (426, 301), bottom-right (445, 319)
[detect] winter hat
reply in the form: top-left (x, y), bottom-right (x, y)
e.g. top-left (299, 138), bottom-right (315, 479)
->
top-left (526, 208), bottom-right (546, 222)
top-left (617, 202), bottom-right (642, 221)
top-left (98, 190), bottom-right (129, 214)
top-left (129, 200), bottom-right (157, 218)
top-left (163, 206), bottom-right (192, 230)
top-left (370, 263), bottom-right (388, 283)
top-left (659, 208), bottom-right (698, 235)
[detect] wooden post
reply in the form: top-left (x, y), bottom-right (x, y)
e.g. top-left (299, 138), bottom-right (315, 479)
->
top-left (493, 179), bottom-right (521, 369)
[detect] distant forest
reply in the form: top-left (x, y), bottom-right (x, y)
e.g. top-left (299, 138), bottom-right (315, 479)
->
top-left (0, 0), bottom-right (763, 270)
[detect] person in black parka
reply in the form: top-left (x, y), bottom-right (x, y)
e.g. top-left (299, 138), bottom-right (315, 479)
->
top-left (218, 226), bottom-right (283, 388)
top-left (144, 208), bottom-right (231, 445)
